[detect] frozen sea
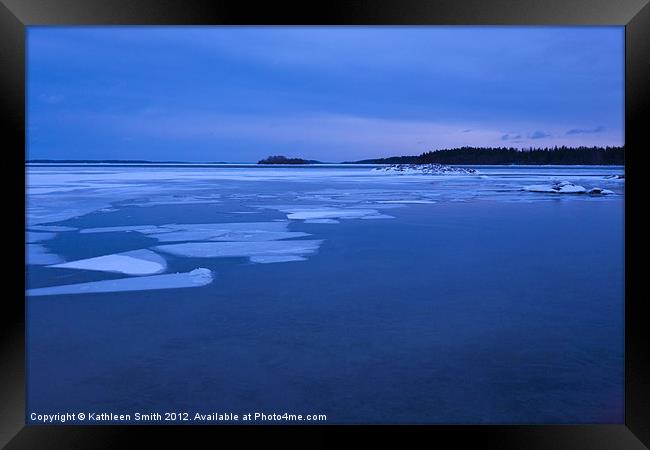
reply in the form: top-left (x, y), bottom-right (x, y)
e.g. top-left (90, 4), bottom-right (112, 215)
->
top-left (26, 164), bottom-right (624, 424)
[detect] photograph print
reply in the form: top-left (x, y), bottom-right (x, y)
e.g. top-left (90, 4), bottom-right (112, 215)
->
top-left (26, 26), bottom-right (624, 425)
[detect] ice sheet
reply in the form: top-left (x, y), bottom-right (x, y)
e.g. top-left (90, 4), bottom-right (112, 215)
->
top-left (50, 249), bottom-right (167, 275)
top-left (27, 268), bottom-right (213, 297)
top-left (26, 165), bottom-right (625, 230)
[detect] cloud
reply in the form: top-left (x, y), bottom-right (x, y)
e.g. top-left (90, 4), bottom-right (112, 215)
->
top-left (28, 27), bottom-right (625, 161)
top-left (566, 126), bottom-right (605, 135)
top-left (64, 109), bottom-right (513, 156)
top-left (528, 130), bottom-right (551, 139)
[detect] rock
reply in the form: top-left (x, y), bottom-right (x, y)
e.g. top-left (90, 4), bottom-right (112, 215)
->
top-left (553, 181), bottom-right (587, 194)
top-left (523, 180), bottom-right (587, 194)
top-left (524, 181), bottom-right (617, 195)
top-left (588, 187), bottom-right (614, 195)
top-left (372, 164), bottom-right (477, 175)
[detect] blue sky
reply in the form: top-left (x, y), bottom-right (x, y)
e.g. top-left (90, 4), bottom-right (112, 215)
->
top-left (27, 26), bottom-right (624, 162)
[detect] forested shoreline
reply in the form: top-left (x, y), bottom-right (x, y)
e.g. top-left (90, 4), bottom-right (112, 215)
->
top-left (351, 146), bottom-right (624, 165)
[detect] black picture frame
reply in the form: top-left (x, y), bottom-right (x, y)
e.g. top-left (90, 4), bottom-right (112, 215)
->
top-left (2, 1), bottom-right (648, 447)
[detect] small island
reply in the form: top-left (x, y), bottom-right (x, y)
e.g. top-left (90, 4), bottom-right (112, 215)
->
top-left (258, 155), bottom-right (321, 165)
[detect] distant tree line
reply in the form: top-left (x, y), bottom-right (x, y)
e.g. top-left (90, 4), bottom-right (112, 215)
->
top-left (352, 146), bottom-right (624, 165)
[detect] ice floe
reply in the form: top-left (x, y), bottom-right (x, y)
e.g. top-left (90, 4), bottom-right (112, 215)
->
top-left (50, 249), bottom-right (167, 275)
top-left (154, 240), bottom-right (322, 262)
top-left (360, 213), bottom-right (395, 219)
top-left (249, 255), bottom-right (308, 263)
top-left (304, 219), bottom-right (340, 224)
top-left (78, 222), bottom-right (317, 264)
top-left (26, 165), bottom-right (623, 236)
top-left (376, 200), bottom-right (437, 204)
top-left (258, 206), bottom-right (395, 221)
top-left (80, 222), bottom-right (299, 243)
top-left (26, 244), bottom-right (64, 265)
top-left (207, 231), bottom-right (311, 241)
top-left (125, 193), bottom-right (222, 207)
top-left (25, 165), bottom-right (624, 279)
top-left (27, 268), bottom-right (213, 297)
top-left (280, 188), bottom-right (443, 208)
top-left (148, 222), bottom-right (300, 242)
top-left (285, 209), bottom-right (389, 220)
top-left (372, 164), bottom-right (478, 175)
top-left (80, 225), bottom-right (168, 234)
